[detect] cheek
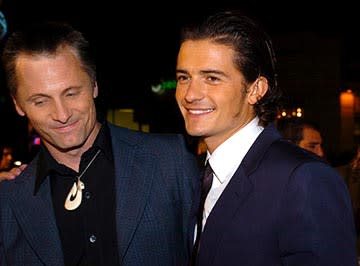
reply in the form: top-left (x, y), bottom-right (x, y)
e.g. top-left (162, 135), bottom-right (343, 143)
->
top-left (78, 96), bottom-right (95, 110)
top-left (24, 106), bottom-right (52, 129)
top-left (26, 114), bottom-right (46, 129)
top-left (222, 92), bottom-right (248, 116)
top-left (175, 88), bottom-right (184, 103)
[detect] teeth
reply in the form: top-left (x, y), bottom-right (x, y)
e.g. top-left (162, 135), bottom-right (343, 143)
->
top-left (188, 108), bottom-right (214, 114)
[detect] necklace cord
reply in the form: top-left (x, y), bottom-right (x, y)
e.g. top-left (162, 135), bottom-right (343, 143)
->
top-left (77, 149), bottom-right (101, 180)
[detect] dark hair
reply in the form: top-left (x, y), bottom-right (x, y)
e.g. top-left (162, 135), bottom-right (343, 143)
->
top-left (179, 10), bottom-right (282, 126)
top-left (0, 144), bottom-right (12, 158)
top-left (2, 21), bottom-right (96, 97)
top-left (278, 119), bottom-right (321, 144)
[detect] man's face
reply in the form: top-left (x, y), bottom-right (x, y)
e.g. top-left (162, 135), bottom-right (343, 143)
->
top-left (299, 127), bottom-right (324, 157)
top-left (12, 46), bottom-right (99, 155)
top-left (0, 147), bottom-right (13, 170)
top-left (176, 39), bottom-right (265, 152)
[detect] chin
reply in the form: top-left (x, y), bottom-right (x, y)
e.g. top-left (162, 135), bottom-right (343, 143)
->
top-left (57, 139), bottom-right (85, 151)
top-left (186, 127), bottom-right (205, 137)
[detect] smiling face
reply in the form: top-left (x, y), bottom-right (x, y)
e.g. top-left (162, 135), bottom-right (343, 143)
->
top-left (12, 45), bottom-right (100, 158)
top-left (176, 39), bottom-right (268, 152)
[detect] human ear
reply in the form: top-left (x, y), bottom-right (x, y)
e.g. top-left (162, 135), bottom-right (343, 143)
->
top-left (11, 96), bottom-right (26, 116)
top-left (247, 77), bottom-right (268, 105)
top-left (93, 82), bottom-right (98, 98)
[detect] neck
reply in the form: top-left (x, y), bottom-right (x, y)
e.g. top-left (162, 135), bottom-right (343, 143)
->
top-left (44, 121), bottom-right (101, 171)
top-left (205, 116), bottom-right (257, 154)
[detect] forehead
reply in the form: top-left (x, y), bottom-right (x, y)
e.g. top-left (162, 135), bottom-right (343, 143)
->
top-left (178, 39), bottom-right (236, 68)
top-left (302, 127), bottom-right (321, 141)
top-left (16, 46), bottom-right (80, 75)
top-left (14, 46), bottom-right (88, 97)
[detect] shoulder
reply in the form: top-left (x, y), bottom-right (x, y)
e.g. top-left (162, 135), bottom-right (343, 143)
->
top-left (0, 157), bottom-right (38, 198)
top-left (270, 140), bottom-right (346, 187)
top-left (107, 123), bottom-right (197, 169)
top-left (108, 122), bottom-right (189, 151)
top-left (269, 138), bottom-right (325, 165)
top-left (257, 138), bottom-right (340, 181)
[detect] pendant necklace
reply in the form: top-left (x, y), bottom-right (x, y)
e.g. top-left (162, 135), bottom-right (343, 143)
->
top-left (64, 149), bottom-right (101, 211)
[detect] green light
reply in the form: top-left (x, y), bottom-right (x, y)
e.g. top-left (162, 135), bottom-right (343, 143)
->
top-left (151, 80), bottom-right (176, 94)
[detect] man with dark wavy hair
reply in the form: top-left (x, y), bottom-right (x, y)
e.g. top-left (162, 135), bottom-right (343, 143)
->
top-left (175, 10), bottom-right (357, 265)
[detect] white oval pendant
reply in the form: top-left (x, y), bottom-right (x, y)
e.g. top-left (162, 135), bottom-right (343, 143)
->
top-left (64, 180), bottom-right (84, 211)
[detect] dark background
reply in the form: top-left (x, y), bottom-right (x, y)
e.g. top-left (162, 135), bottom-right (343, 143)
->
top-left (0, 0), bottom-right (359, 163)
top-left (2, 0), bottom-right (359, 106)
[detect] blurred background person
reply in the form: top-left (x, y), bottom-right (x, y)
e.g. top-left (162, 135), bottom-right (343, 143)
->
top-left (0, 144), bottom-right (13, 171)
top-left (0, 144), bottom-right (26, 182)
top-left (277, 119), bottom-right (325, 158)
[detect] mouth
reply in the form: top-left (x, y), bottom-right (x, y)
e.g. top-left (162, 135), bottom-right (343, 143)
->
top-left (52, 121), bottom-right (78, 133)
top-left (186, 107), bottom-right (215, 115)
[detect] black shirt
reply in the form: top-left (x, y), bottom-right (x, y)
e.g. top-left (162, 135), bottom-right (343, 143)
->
top-left (34, 123), bottom-right (119, 266)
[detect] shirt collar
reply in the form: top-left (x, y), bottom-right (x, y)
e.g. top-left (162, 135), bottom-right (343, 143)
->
top-left (34, 122), bottom-right (113, 195)
top-left (207, 117), bottom-right (264, 184)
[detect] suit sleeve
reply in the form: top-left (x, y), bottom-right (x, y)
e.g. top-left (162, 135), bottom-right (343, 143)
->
top-left (278, 161), bottom-right (358, 266)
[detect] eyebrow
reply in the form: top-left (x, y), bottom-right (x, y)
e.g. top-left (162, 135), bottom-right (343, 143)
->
top-left (25, 86), bottom-right (84, 102)
top-left (176, 69), bottom-right (187, 74)
top-left (200, 69), bottom-right (227, 76)
top-left (176, 68), bottom-right (227, 77)
top-left (26, 93), bottom-right (50, 102)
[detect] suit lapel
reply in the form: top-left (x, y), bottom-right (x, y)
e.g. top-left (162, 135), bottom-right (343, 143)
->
top-left (198, 124), bottom-right (282, 265)
top-left (188, 175), bottom-right (201, 254)
top-left (11, 165), bottom-right (64, 266)
top-left (110, 126), bottom-right (154, 262)
top-left (199, 166), bottom-right (253, 265)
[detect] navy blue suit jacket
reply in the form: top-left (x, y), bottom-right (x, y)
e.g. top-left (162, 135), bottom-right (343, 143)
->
top-left (0, 124), bottom-right (199, 266)
top-left (194, 124), bottom-right (357, 266)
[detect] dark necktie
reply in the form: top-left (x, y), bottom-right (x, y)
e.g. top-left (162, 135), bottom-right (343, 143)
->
top-left (191, 161), bottom-right (213, 265)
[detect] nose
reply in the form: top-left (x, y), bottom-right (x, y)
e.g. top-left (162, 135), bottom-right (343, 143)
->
top-left (315, 146), bottom-right (324, 158)
top-left (52, 100), bottom-right (72, 123)
top-left (183, 79), bottom-right (205, 103)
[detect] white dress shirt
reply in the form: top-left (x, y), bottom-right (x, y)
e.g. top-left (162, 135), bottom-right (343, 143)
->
top-left (202, 117), bottom-right (264, 229)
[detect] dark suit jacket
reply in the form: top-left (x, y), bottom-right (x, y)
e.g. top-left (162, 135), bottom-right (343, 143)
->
top-left (194, 124), bottom-right (357, 266)
top-left (0, 124), bottom-right (199, 266)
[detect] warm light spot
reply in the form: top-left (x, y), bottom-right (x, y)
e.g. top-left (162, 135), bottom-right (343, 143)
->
top-left (340, 91), bottom-right (355, 108)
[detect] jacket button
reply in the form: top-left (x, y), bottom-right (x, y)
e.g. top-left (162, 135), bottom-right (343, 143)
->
top-left (89, 234), bottom-right (96, 243)
top-left (85, 191), bottom-right (91, 199)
